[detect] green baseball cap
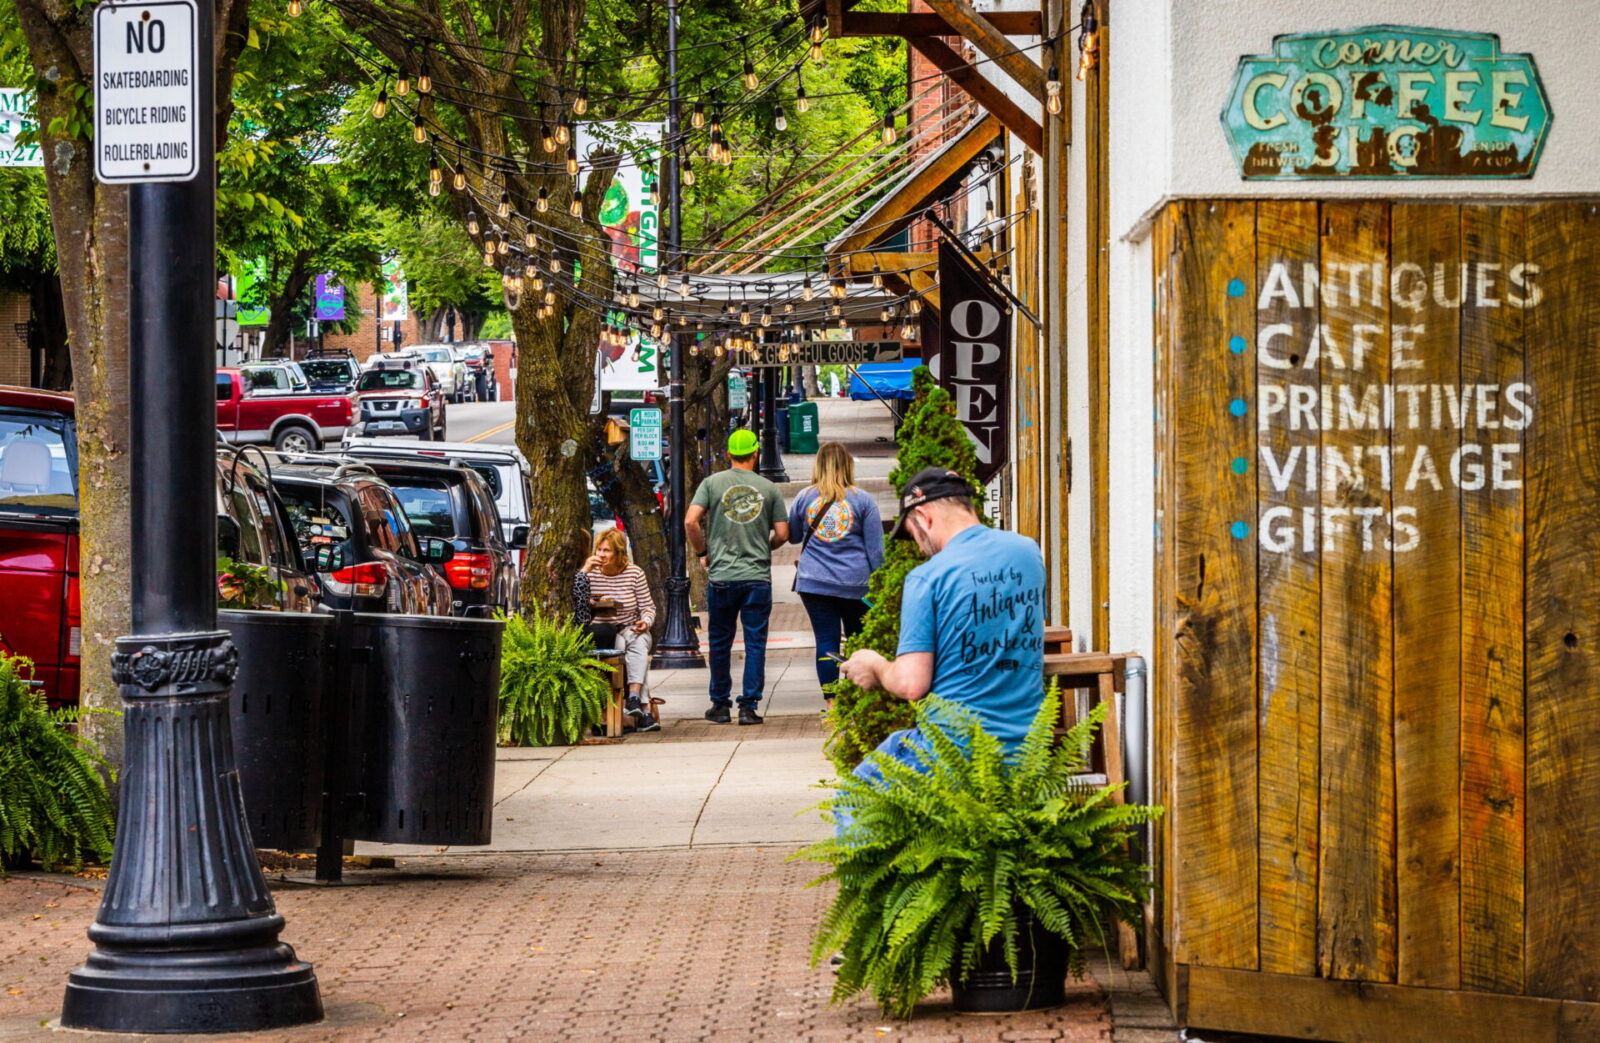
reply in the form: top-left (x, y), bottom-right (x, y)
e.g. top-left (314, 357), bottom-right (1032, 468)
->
top-left (727, 429), bottom-right (760, 455)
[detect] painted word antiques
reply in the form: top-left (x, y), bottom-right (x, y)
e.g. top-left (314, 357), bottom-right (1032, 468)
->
top-left (1221, 26), bottom-right (1550, 180)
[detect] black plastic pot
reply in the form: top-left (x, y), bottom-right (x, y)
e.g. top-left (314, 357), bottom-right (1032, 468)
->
top-left (951, 911), bottom-right (1071, 1014)
top-left (344, 613), bottom-right (503, 846)
top-left (220, 609), bottom-right (335, 851)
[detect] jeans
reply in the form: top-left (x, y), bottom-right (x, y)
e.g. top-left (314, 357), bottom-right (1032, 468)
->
top-left (834, 728), bottom-right (929, 836)
top-left (799, 592), bottom-right (869, 688)
top-left (706, 580), bottom-right (772, 708)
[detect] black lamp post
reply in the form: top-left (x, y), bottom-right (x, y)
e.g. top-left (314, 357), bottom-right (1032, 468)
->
top-left (60, 0), bottom-right (321, 1031)
top-left (651, 0), bottom-right (704, 669)
top-left (758, 361), bottom-right (789, 483)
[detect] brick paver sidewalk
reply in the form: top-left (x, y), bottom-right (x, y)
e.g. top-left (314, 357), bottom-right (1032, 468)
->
top-left (1, 849), bottom-right (1115, 1042)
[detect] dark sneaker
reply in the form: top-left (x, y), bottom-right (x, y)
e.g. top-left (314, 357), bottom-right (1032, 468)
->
top-left (739, 706), bottom-right (764, 726)
top-left (634, 714), bottom-right (661, 733)
top-left (705, 705), bottom-right (731, 724)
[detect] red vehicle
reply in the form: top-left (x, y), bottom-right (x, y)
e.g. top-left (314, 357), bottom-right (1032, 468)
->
top-left (216, 368), bottom-right (353, 452)
top-left (0, 386), bottom-right (79, 703)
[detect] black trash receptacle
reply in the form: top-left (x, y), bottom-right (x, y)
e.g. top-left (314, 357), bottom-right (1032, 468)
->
top-left (346, 613), bottom-right (504, 846)
top-left (220, 609), bottom-right (335, 851)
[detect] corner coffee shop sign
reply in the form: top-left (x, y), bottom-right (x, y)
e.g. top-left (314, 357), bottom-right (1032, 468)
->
top-left (1222, 26), bottom-right (1550, 179)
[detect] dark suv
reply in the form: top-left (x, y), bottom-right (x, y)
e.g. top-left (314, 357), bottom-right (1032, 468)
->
top-left (299, 353), bottom-right (362, 394)
top-left (353, 359), bottom-right (447, 441)
top-left (267, 459), bottom-right (454, 614)
top-left (335, 456), bottom-right (519, 617)
top-left (216, 448), bottom-right (321, 613)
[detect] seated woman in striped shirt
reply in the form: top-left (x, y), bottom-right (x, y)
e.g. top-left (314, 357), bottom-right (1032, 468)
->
top-left (575, 527), bottom-right (658, 731)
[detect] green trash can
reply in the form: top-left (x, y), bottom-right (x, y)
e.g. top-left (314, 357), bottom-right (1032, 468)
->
top-left (788, 400), bottom-right (820, 454)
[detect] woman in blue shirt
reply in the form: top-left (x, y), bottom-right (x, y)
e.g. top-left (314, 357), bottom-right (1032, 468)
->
top-left (788, 442), bottom-right (885, 706)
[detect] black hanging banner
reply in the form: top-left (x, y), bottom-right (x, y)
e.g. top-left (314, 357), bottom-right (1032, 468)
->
top-left (933, 239), bottom-right (1011, 483)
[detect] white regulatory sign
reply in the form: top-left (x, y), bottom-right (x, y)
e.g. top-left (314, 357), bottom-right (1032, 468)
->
top-left (94, 0), bottom-right (199, 183)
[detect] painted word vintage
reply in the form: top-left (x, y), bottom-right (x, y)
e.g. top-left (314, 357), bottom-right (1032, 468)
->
top-left (1222, 26), bottom-right (1550, 179)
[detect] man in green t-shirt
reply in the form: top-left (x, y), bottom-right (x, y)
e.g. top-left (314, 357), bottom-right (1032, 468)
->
top-left (685, 429), bottom-right (789, 725)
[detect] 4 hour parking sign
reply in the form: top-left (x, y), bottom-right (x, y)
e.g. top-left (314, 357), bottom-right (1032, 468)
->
top-left (94, 0), bottom-right (200, 183)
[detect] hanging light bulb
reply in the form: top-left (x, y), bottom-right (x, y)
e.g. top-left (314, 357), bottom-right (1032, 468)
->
top-left (532, 275), bottom-right (544, 291)
top-left (902, 323), bottom-right (917, 340)
top-left (742, 55), bottom-right (758, 91)
top-left (680, 274), bottom-right (691, 297)
top-left (497, 191), bottom-right (510, 218)
top-left (569, 194), bottom-right (583, 218)
top-left (1045, 66), bottom-right (1063, 115)
top-left (774, 106), bottom-right (787, 132)
top-left (881, 112), bottom-right (896, 146)
top-left (557, 120), bottom-right (571, 145)
top-left (417, 59), bottom-right (431, 94)
top-left (544, 290), bottom-right (556, 305)
top-left (466, 211), bottom-right (480, 236)
top-left (830, 279), bottom-right (846, 299)
top-left (984, 195), bottom-right (996, 223)
top-left (801, 278), bottom-right (814, 302)
top-left (429, 155), bottom-right (442, 184)
top-left (871, 264), bottom-right (883, 288)
top-left (838, 316), bottom-right (848, 329)
top-left (525, 229), bottom-right (537, 248)
top-left (690, 341), bottom-right (701, 356)
top-left (428, 178), bottom-right (441, 197)
top-left (651, 323), bottom-right (663, 339)
top-left (287, 0), bottom-right (302, 15)
top-left (566, 147), bottom-right (579, 176)
top-left (496, 237), bottom-right (508, 255)
top-left (1077, 0), bottom-right (1100, 81)
top-left (830, 303), bottom-right (842, 317)
top-left (719, 140), bottom-right (733, 166)
top-left (452, 162), bottom-right (466, 191)
top-left (810, 15), bottom-right (825, 44)
top-left (628, 287), bottom-right (641, 308)
top-left (574, 85), bottom-right (589, 115)
top-left (710, 108), bottom-right (723, 136)
top-left (656, 272), bottom-right (669, 290)
top-left (371, 88), bottom-right (388, 120)
top-left (412, 116), bottom-right (426, 143)
top-left (682, 157), bottom-right (695, 186)
top-left (550, 255), bottom-right (561, 274)
top-left (541, 123), bottom-right (556, 153)
top-left (652, 305), bottom-right (665, 321)
top-left (395, 73), bottom-right (410, 96)
top-left (810, 39), bottom-right (823, 62)
top-left (784, 302), bottom-right (794, 314)
top-left (796, 74), bottom-right (810, 113)
top-left (649, 183), bottom-right (661, 208)
top-left (692, 100), bottom-right (705, 129)
top-left (740, 305), bottom-right (752, 326)
top-left (909, 297), bottom-right (922, 316)
top-left (880, 305), bottom-right (892, 324)
top-left (760, 305), bottom-right (772, 327)
top-left (537, 186), bottom-right (549, 212)
top-left (483, 246), bottom-right (495, 266)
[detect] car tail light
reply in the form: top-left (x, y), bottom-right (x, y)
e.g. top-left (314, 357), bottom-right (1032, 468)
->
top-left (418, 398), bottom-right (431, 410)
top-left (445, 552), bottom-right (492, 590)
top-left (325, 561), bottom-right (387, 598)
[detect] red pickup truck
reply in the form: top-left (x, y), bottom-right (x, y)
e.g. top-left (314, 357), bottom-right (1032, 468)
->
top-left (216, 368), bottom-right (353, 452)
top-left (0, 386), bottom-right (79, 703)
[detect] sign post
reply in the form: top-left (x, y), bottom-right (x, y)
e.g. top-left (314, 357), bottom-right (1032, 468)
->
top-left (62, 0), bottom-right (321, 1032)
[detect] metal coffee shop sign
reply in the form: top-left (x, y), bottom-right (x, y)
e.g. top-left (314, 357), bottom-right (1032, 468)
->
top-left (1222, 26), bottom-right (1550, 180)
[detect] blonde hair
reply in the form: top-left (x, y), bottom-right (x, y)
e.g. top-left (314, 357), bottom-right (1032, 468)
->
top-left (592, 527), bottom-right (630, 574)
top-left (810, 442), bottom-right (856, 504)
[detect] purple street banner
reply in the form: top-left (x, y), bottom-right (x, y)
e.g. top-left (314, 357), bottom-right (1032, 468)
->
top-left (314, 273), bottom-right (345, 321)
top-left (931, 239), bottom-right (1011, 483)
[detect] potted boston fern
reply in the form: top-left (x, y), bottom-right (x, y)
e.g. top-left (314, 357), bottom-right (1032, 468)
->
top-left (496, 610), bottom-right (613, 746)
top-left (801, 691), bottom-right (1159, 1018)
top-left (0, 654), bottom-right (116, 872)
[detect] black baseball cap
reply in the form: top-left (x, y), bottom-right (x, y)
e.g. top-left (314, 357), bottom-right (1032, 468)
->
top-left (889, 467), bottom-right (975, 541)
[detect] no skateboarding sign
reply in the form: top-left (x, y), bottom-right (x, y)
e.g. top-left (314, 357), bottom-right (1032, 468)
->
top-left (94, 0), bottom-right (199, 183)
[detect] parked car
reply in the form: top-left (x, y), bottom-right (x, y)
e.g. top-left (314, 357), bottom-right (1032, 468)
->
top-left (390, 345), bottom-right (469, 402)
top-left (336, 437), bottom-right (533, 553)
top-left (299, 353), bottom-right (362, 394)
top-left (350, 358), bottom-right (447, 441)
top-left (217, 368), bottom-right (354, 452)
top-left (330, 456), bottom-right (520, 617)
top-left (239, 360), bottom-right (311, 395)
top-left (0, 386), bottom-right (78, 704)
top-left (453, 343), bottom-right (496, 401)
top-left (216, 448), bottom-right (321, 613)
top-left (267, 459), bottom-right (454, 614)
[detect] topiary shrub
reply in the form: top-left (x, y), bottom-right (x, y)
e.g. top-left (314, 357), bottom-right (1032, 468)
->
top-left (800, 692), bottom-right (1160, 1018)
top-left (497, 610), bottom-right (614, 746)
top-left (824, 367), bottom-right (990, 774)
top-left (0, 655), bottom-right (117, 872)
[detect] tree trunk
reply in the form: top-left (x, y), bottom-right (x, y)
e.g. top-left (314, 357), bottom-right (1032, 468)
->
top-left (261, 251), bottom-right (314, 359)
top-left (803, 364), bottom-right (821, 398)
top-left (14, 0), bottom-right (253, 769)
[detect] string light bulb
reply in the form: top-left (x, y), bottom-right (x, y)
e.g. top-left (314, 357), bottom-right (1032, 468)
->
top-left (428, 156), bottom-right (442, 185)
top-left (524, 229), bottom-right (537, 249)
top-left (760, 305), bottom-right (772, 327)
top-left (412, 116), bottom-right (426, 143)
top-left (871, 264), bottom-right (883, 288)
top-left (566, 147), bottom-right (579, 175)
top-left (657, 272), bottom-right (669, 290)
top-left (557, 120), bottom-right (571, 145)
top-left (428, 178), bottom-right (441, 197)
top-left (801, 278), bottom-right (814, 302)
top-left (810, 39), bottom-right (823, 62)
top-left (682, 157), bottom-right (695, 186)
top-left (652, 305), bottom-right (665, 322)
top-left (1077, 0), bottom-right (1100, 81)
top-left (909, 297), bottom-right (922, 316)
top-left (569, 194), bottom-right (583, 218)
top-left (830, 279), bottom-right (846, 299)
top-left (395, 73), bottom-right (409, 96)
top-left (692, 100), bottom-right (705, 129)
top-left (742, 54), bottom-right (759, 91)
top-left (574, 85), bottom-right (589, 115)
top-left (796, 73), bottom-right (810, 113)
top-left (628, 287), bottom-right (641, 308)
top-left (496, 237), bottom-right (508, 255)
top-left (837, 316), bottom-right (848, 329)
top-left (417, 59), bottom-right (431, 93)
top-left (902, 323), bottom-right (917, 340)
top-left (740, 305), bottom-right (752, 326)
top-left (774, 106), bottom-right (787, 132)
top-left (680, 274), bottom-right (691, 297)
top-left (541, 123), bottom-right (556, 153)
top-left (466, 211), bottom-right (480, 236)
top-left (537, 186), bottom-right (549, 212)
top-left (497, 192), bottom-right (510, 218)
top-left (287, 0), bottom-right (302, 14)
top-left (984, 195), bottom-right (996, 223)
top-left (371, 88), bottom-right (388, 120)
top-left (809, 15), bottom-right (825, 44)
top-left (1045, 66), bottom-right (1063, 114)
top-left (881, 112), bottom-right (896, 146)
top-left (452, 162), bottom-right (466, 191)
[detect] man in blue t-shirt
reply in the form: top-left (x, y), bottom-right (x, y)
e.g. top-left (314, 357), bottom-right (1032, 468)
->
top-left (838, 467), bottom-right (1046, 784)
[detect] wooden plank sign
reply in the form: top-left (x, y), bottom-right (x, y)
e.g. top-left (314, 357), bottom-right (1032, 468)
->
top-left (1153, 199), bottom-right (1600, 1036)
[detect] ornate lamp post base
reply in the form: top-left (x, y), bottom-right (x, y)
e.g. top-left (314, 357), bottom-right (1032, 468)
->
top-left (651, 575), bottom-right (704, 669)
top-left (60, 632), bottom-right (322, 1034)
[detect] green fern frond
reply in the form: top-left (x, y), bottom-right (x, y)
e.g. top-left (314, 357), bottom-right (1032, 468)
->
top-left (496, 610), bottom-right (612, 746)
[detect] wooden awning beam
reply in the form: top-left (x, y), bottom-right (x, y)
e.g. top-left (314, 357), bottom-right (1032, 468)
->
top-left (922, 0), bottom-right (1046, 100)
top-left (845, 250), bottom-right (995, 313)
top-left (909, 36), bottom-right (1043, 154)
top-left (837, 10), bottom-right (1042, 38)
